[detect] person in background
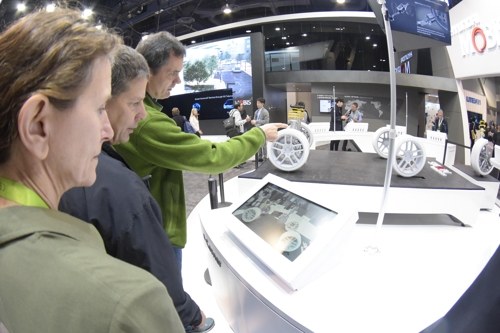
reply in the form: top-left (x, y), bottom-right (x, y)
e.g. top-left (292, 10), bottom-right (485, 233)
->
top-left (171, 107), bottom-right (185, 131)
top-left (0, 9), bottom-right (183, 333)
top-left (189, 108), bottom-right (202, 138)
top-left (432, 109), bottom-right (448, 134)
top-left (342, 102), bottom-right (362, 151)
top-left (251, 97), bottom-right (270, 161)
top-left (229, 102), bottom-right (250, 137)
top-left (469, 116), bottom-right (477, 149)
top-left (115, 31), bottom-right (286, 274)
top-left (493, 124), bottom-right (500, 146)
top-left (330, 98), bottom-right (347, 151)
top-left (59, 45), bottom-right (213, 333)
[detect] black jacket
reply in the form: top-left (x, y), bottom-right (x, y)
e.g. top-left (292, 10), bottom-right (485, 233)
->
top-left (172, 115), bottom-right (186, 131)
top-left (59, 142), bottom-right (202, 328)
top-left (329, 104), bottom-right (343, 131)
top-left (433, 117), bottom-right (448, 134)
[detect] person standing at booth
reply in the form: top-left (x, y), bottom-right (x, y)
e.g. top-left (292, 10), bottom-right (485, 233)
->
top-left (189, 108), bottom-right (203, 137)
top-left (59, 45), bottom-right (213, 332)
top-left (342, 102), bottom-right (362, 151)
top-left (433, 109), bottom-right (448, 134)
top-left (114, 31), bottom-right (286, 274)
top-left (330, 99), bottom-right (347, 151)
top-left (0, 10), bottom-right (184, 333)
top-left (251, 97), bottom-right (270, 161)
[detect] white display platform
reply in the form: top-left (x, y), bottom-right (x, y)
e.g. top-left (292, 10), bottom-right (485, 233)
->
top-left (239, 151), bottom-right (484, 226)
top-left (309, 124), bottom-right (456, 166)
top-left (184, 176), bottom-right (500, 333)
top-left (417, 132), bottom-right (456, 166)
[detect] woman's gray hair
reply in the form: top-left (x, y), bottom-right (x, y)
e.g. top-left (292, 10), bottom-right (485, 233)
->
top-left (136, 31), bottom-right (186, 75)
top-left (111, 45), bottom-right (150, 97)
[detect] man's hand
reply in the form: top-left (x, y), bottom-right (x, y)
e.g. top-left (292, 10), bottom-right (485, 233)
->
top-left (341, 115), bottom-right (347, 120)
top-left (193, 311), bottom-right (207, 330)
top-left (246, 116), bottom-right (251, 122)
top-left (251, 119), bottom-right (257, 125)
top-left (260, 123), bottom-right (288, 142)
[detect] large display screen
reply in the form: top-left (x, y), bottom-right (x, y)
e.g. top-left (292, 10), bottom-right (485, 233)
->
top-left (386, 0), bottom-right (451, 44)
top-left (232, 183), bottom-right (338, 262)
top-left (170, 35), bottom-right (253, 118)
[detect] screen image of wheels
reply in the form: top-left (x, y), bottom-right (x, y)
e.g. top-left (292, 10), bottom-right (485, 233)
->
top-left (232, 183), bottom-right (338, 262)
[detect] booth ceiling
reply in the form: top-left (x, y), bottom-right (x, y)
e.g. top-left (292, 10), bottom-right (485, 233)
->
top-left (0, 0), bottom-right (463, 44)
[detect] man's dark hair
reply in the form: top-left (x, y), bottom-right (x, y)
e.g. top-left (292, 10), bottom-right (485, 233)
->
top-left (336, 98), bottom-right (344, 104)
top-left (136, 31), bottom-right (186, 75)
top-left (257, 97), bottom-right (265, 104)
top-left (234, 102), bottom-right (241, 109)
top-left (352, 102), bottom-right (358, 108)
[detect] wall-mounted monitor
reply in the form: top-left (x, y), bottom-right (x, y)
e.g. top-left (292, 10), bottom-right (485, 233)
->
top-left (223, 174), bottom-right (358, 290)
top-left (319, 100), bottom-right (333, 113)
top-left (367, 0), bottom-right (451, 51)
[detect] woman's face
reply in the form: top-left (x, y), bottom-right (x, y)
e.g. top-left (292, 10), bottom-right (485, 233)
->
top-left (106, 76), bottom-right (148, 145)
top-left (47, 57), bottom-right (114, 189)
top-left (192, 109), bottom-right (198, 116)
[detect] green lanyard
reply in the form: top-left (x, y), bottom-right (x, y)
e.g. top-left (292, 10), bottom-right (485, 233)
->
top-left (0, 177), bottom-right (49, 209)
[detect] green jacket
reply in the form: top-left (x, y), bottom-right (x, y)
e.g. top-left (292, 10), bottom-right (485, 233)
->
top-left (0, 206), bottom-right (184, 333)
top-left (115, 94), bottom-right (265, 247)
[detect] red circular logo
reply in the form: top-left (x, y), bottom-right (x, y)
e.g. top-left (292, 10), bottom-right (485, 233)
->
top-left (472, 27), bottom-right (487, 53)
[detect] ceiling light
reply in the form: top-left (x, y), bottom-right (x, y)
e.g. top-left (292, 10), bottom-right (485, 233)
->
top-left (46, 3), bottom-right (55, 12)
top-left (337, 0), bottom-right (346, 3)
top-left (17, 3), bottom-right (26, 11)
top-left (366, 36), bottom-right (370, 40)
top-left (373, 43), bottom-right (378, 47)
top-left (191, 40), bottom-right (196, 44)
top-left (282, 36), bottom-right (287, 39)
top-left (286, 42), bottom-right (290, 45)
top-left (222, 4), bottom-right (231, 14)
top-left (246, 30), bottom-right (251, 33)
top-left (82, 8), bottom-right (93, 19)
top-left (275, 27), bottom-right (280, 31)
top-left (302, 33), bottom-right (307, 37)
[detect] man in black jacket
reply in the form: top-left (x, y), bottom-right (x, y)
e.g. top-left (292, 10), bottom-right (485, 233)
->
top-left (59, 45), bottom-right (214, 333)
top-left (330, 99), bottom-right (347, 151)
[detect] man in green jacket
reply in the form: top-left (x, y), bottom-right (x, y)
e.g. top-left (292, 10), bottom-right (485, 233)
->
top-left (115, 31), bottom-right (286, 271)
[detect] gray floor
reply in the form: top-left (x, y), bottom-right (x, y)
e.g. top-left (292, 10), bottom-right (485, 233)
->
top-left (183, 161), bottom-right (256, 217)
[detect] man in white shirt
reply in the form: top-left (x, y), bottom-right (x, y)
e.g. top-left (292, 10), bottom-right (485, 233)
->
top-left (251, 97), bottom-right (270, 161)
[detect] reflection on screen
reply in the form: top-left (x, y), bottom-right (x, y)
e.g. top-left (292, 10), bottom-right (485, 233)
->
top-left (232, 183), bottom-right (337, 262)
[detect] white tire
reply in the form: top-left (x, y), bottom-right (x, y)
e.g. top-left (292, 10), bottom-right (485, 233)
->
top-left (299, 123), bottom-right (314, 148)
top-left (269, 129), bottom-right (310, 172)
top-left (277, 231), bottom-right (302, 252)
top-left (373, 127), bottom-right (391, 159)
top-left (392, 135), bottom-right (427, 177)
top-left (471, 138), bottom-right (494, 176)
top-left (242, 207), bottom-right (262, 222)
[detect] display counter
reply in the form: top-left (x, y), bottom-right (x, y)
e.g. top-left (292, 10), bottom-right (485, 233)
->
top-left (188, 175), bottom-right (500, 333)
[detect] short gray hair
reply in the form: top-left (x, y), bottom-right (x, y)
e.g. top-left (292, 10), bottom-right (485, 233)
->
top-left (111, 45), bottom-right (150, 97)
top-left (136, 31), bottom-right (186, 75)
